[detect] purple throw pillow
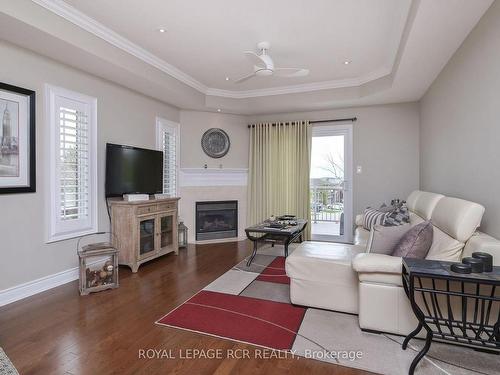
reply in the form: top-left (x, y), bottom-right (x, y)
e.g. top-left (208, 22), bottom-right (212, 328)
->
top-left (392, 221), bottom-right (433, 259)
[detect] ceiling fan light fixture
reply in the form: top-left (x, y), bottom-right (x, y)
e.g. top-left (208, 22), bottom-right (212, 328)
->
top-left (235, 41), bottom-right (309, 83)
top-left (344, 60), bottom-right (351, 65)
top-left (158, 28), bottom-right (166, 33)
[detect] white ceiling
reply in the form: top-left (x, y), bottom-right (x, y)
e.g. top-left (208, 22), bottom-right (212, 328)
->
top-left (64, 0), bottom-right (412, 92)
top-left (0, 0), bottom-right (494, 114)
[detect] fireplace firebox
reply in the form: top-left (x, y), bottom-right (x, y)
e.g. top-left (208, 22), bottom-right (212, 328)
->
top-left (195, 201), bottom-right (238, 241)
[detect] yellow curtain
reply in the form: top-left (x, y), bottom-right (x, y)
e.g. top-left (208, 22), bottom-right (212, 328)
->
top-left (247, 121), bottom-right (312, 239)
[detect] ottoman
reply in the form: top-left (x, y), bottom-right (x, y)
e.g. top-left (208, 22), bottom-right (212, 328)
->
top-left (285, 241), bottom-right (366, 314)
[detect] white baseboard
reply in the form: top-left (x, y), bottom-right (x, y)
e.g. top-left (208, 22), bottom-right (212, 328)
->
top-left (0, 259), bottom-right (105, 307)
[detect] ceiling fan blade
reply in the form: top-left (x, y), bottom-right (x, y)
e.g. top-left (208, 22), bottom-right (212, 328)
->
top-left (244, 51), bottom-right (266, 68)
top-left (234, 72), bottom-right (256, 83)
top-left (273, 67), bottom-right (310, 77)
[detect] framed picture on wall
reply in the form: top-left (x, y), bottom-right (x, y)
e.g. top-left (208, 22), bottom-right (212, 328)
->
top-left (0, 82), bottom-right (36, 194)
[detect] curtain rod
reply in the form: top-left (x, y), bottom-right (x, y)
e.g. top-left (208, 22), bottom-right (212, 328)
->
top-left (247, 117), bottom-right (357, 128)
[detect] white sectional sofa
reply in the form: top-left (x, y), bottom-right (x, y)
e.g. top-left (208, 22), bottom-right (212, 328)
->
top-left (285, 190), bottom-right (500, 335)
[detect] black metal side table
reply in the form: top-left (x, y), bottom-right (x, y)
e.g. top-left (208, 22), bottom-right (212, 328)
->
top-left (402, 258), bottom-right (500, 375)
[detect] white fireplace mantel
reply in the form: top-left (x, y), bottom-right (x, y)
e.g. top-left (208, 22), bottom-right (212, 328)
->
top-left (179, 168), bottom-right (248, 187)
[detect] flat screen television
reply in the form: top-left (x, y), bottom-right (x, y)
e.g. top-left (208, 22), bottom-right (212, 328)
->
top-left (105, 143), bottom-right (163, 197)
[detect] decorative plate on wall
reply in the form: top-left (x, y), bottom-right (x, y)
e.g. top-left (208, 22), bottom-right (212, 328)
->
top-left (201, 128), bottom-right (230, 158)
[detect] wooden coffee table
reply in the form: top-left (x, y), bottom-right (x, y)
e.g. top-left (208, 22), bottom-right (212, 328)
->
top-left (245, 219), bottom-right (307, 266)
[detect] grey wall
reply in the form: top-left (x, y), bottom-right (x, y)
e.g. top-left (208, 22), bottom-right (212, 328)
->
top-left (0, 41), bottom-right (421, 293)
top-left (420, 0), bottom-right (500, 238)
top-left (179, 110), bottom-right (249, 169)
top-left (248, 102), bottom-right (421, 215)
top-left (0, 41), bottom-right (179, 290)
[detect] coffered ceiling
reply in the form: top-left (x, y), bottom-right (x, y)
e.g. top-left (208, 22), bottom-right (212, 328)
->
top-left (0, 0), bottom-right (494, 114)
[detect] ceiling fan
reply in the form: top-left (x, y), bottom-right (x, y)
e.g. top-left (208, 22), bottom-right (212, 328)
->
top-left (234, 41), bottom-right (310, 83)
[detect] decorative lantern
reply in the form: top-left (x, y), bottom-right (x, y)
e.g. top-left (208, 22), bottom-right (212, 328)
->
top-left (178, 221), bottom-right (188, 248)
top-left (77, 234), bottom-right (119, 296)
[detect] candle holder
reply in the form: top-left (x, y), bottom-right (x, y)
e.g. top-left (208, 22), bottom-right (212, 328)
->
top-left (462, 257), bottom-right (484, 273)
top-left (472, 252), bottom-right (493, 272)
top-left (178, 221), bottom-right (188, 248)
top-left (450, 263), bottom-right (472, 274)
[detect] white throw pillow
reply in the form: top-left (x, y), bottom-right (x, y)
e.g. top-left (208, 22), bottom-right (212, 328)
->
top-left (367, 223), bottom-right (411, 255)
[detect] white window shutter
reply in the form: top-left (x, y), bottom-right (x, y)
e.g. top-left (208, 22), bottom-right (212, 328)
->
top-left (156, 118), bottom-right (179, 197)
top-left (47, 85), bottom-right (97, 242)
top-left (58, 105), bottom-right (89, 220)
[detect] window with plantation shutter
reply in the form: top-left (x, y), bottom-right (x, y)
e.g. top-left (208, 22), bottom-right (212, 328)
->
top-left (47, 85), bottom-right (97, 242)
top-left (156, 117), bottom-right (179, 197)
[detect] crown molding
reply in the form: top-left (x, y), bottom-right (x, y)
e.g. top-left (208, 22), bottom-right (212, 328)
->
top-left (30, 0), bottom-right (407, 100)
top-left (31, 0), bottom-right (208, 93)
top-left (205, 67), bottom-right (392, 99)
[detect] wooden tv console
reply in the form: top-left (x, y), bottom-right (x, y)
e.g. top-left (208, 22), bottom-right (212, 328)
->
top-left (109, 197), bottom-right (180, 272)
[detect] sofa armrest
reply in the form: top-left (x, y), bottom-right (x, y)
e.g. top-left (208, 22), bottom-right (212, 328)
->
top-left (463, 231), bottom-right (500, 266)
top-left (355, 214), bottom-right (364, 227)
top-left (352, 253), bottom-right (403, 274)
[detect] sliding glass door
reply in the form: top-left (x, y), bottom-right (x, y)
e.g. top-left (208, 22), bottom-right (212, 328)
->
top-left (310, 123), bottom-right (353, 243)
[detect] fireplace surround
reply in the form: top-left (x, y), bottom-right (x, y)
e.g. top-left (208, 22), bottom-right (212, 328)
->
top-left (195, 201), bottom-right (238, 241)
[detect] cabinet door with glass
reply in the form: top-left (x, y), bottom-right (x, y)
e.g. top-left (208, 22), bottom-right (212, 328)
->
top-left (157, 211), bottom-right (178, 255)
top-left (137, 215), bottom-right (157, 260)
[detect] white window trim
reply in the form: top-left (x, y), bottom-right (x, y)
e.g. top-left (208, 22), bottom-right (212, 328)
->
top-left (156, 117), bottom-right (180, 197)
top-left (46, 84), bottom-right (98, 243)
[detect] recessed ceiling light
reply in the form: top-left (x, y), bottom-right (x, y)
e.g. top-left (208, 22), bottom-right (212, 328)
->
top-left (158, 28), bottom-right (166, 33)
top-left (344, 60), bottom-right (351, 65)
top-left (217, 109), bottom-right (221, 112)
top-left (225, 77), bottom-right (230, 81)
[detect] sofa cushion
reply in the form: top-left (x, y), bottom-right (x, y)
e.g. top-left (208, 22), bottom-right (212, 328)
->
top-left (392, 221), bottom-right (433, 258)
top-left (406, 190), bottom-right (421, 212)
top-left (431, 197), bottom-right (485, 243)
top-left (354, 227), bottom-right (370, 247)
top-left (367, 224), bottom-right (411, 255)
top-left (425, 225), bottom-right (464, 261)
top-left (352, 254), bottom-right (403, 287)
top-left (285, 241), bottom-right (365, 284)
top-left (358, 272), bottom-right (403, 286)
top-left (409, 211), bottom-right (424, 226)
top-left (462, 232), bottom-right (500, 266)
top-left (355, 214), bottom-right (364, 226)
top-left (406, 191), bottom-right (444, 220)
top-left (352, 253), bottom-right (403, 274)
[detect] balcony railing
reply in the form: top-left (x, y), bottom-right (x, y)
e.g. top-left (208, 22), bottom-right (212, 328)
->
top-left (311, 210), bottom-right (342, 223)
top-left (310, 185), bottom-right (344, 223)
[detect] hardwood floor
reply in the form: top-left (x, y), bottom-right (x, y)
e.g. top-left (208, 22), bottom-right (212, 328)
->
top-left (0, 241), bottom-right (372, 375)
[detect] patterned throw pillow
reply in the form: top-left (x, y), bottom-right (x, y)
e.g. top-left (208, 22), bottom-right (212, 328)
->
top-left (384, 202), bottom-right (410, 226)
top-left (363, 208), bottom-right (388, 231)
top-left (378, 203), bottom-right (395, 213)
